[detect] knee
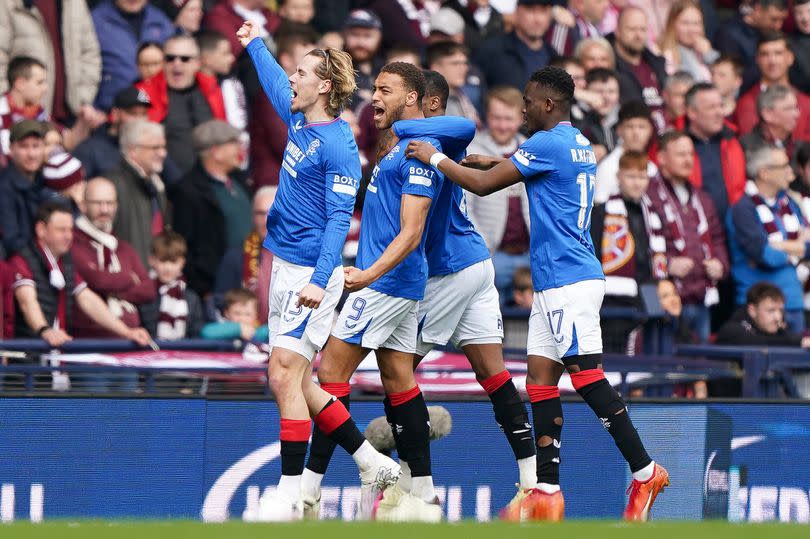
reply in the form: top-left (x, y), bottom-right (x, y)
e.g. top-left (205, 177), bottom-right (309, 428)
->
top-left (316, 354), bottom-right (349, 384)
top-left (267, 353), bottom-right (305, 392)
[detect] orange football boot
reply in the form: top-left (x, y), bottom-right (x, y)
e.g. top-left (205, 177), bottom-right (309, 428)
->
top-left (623, 463), bottom-right (670, 522)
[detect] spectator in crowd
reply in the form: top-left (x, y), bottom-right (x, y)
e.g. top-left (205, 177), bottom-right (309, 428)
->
top-left (0, 0), bottom-right (101, 124)
top-left (426, 42), bottom-right (479, 124)
top-left (591, 150), bottom-right (669, 353)
top-left (200, 287), bottom-right (268, 341)
top-left (71, 176), bottom-right (155, 337)
top-left (427, 7), bottom-right (465, 45)
top-left (648, 130), bottom-right (729, 343)
top-left (684, 82), bottom-right (746, 218)
top-left (734, 32), bottom-right (810, 141)
top-left (790, 0), bottom-right (810, 94)
top-left (0, 257), bottom-right (13, 339)
top-left (610, 6), bottom-right (668, 132)
top-left (552, 56), bottom-right (605, 120)
top-left (714, 0), bottom-right (789, 94)
top-left (595, 101), bottom-right (658, 203)
top-left (546, 0), bottom-right (610, 56)
top-left (579, 67), bottom-right (621, 158)
top-left (139, 230), bottom-right (204, 340)
top-left (213, 185), bottom-right (276, 320)
top-left (654, 277), bottom-right (697, 356)
top-left (465, 86), bottom-right (531, 302)
top-left (449, 0), bottom-right (505, 51)
top-left (278, 0), bottom-right (315, 25)
top-left (106, 119), bottom-right (170, 265)
top-left (385, 45), bottom-right (421, 67)
top-left (42, 152), bottom-right (85, 216)
top-left (727, 146), bottom-right (809, 333)
top-left (711, 54), bottom-right (744, 120)
top-left (716, 282), bottom-right (810, 348)
top-left (91, 0), bottom-right (175, 111)
top-left (0, 57), bottom-right (96, 161)
top-left (793, 142), bottom-right (810, 202)
top-left (354, 0), bottom-right (425, 51)
top-left (171, 120), bottom-right (251, 299)
top-left (155, 0), bottom-right (204, 35)
top-left (10, 200), bottom-right (151, 346)
top-left (661, 71), bottom-right (696, 130)
top-left (247, 26), bottom-right (318, 188)
top-left (510, 266), bottom-right (534, 309)
top-left (42, 122), bottom-right (63, 158)
top-left (574, 36), bottom-right (615, 71)
top-left (658, 0), bottom-right (719, 82)
top-left (473, 0), bottom-right (556, 90)
top-left (0, 120), bottom-right (57, 255)
top-left (136, 42), bottom-right (165, 82)
top-left (202, 0), bottom-right (280, 59)
top-left (741, 84), bottom-right (802, 160)
top-left (343, 9), bottom-right (384, 105)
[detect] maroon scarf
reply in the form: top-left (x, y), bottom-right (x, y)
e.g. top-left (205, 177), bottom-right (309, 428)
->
top-left (155, 276), bottom-right (188, 340)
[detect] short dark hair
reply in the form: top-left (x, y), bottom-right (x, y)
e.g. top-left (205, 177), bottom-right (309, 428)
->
top-left (196, 29), bottom-right (229, 53)
top-left (36, 199), bottom-right (72, 225)
top-left (380, 62), bottom-right (426, 101)
top-left (618, 100), bottom-right (653, 124)
top-left (796, 0), bottom-right (810, 6)
top-left (549, 55), bottom-right (582, 70)
top-left (796, 142), bottom-right (810, 171)
top-left (224, 288), bottom-right (258, 310)
top-left (746, 281), bottom-right (785, 306)
top-left (386, 44), bottom-right (421, 63)
top-left (151, 230), bottom-right (187, 261)
top-left (425, 41), bottom-right (468, 68)
top-left (752, 0), bottom-right (788, 9)
top-left (684, 82), bottom-right (716, 108)
top-left (137, 41), bottom-right (163, 57)
top-left (529, 66), bottom-right (575, 104)
top-left (712, 54), bottom-right (744, 77)
top-left (658, 129), bottom-right (690, 151)
top-left (422, 69), bottom-right (449, 110)
top-left (275, 25), bottom-right (319, 57)
top-left (512, 266), bottom-right (533, 291)
top-left (757, 31), bottom-right (789, 51)
top-left (585, 67), bottom-right (619, 86)
top-left (7, 56), bottom-right (45, 88)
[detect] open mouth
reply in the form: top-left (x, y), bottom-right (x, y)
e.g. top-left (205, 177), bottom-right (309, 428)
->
top-left (372, 105), bottom-right (385, 122)
top-left (290, 89), bottom-right (298, 102)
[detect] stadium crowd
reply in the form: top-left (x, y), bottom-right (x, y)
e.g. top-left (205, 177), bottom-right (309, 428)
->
top-left (2, 0), bottom-right (810, 368)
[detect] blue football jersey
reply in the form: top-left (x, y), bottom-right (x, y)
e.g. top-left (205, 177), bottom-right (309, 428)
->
top-left (393, 116), bottom-right (490, 277)
top-left (356, 136), bottom-right (443, 300)
top-left (246, 38), bottom-right (359, 289)
top-left (509, 122), bottom-right (605, 291)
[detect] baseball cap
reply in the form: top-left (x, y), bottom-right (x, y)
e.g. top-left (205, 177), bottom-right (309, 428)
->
top-left (9, 119), bottom-right (47, 143)
top-left (192, 120), bottom-right (242, 153)
top-left (113, 86), bottom-right (152, 110)
top-left (344, 9), bottom-right (382, 31)
top-left (430, 7), bottom-right (465, 36)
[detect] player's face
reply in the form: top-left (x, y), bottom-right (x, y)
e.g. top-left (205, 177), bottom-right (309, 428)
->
top-left (371, 72), bottom-right (415, 130)
top-left (616, 117), bottom-right (653, 152)
top-left (618, 168), bottom-right (650, 202)
top-left (748, 297), bottom-right (785, 334)
top-left (521, 82), bottom-right (549, 135)
top-left (38, 212), bottom-right (74, 258)
top-left (289, 53), bottom-right (329, 114)
top-left (9, 136), bottom-right (45, 175)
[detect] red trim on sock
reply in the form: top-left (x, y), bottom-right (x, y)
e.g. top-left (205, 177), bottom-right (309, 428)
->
top-left (570, 368), bottom-right (605, 390)
top-left (480, 370), bottom-right (511, 394)
top-left (388, 385), bottom-right (421, 407)
top-left (320, 382), bottom-right (351, 398)
top-left (280, 418), bottom-right (312, 442)
top-left (526, 384), bottom-right (560, 402)
top-left (314, 400), bottom-right (350, 435)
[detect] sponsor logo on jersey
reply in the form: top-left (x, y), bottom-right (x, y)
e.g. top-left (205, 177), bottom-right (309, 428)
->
top-left (332, 174), bottom-right (358, 196)
top-left (513, 149), bottom-right (535, 167)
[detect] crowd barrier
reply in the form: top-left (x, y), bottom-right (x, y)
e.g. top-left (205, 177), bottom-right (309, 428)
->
top-left (0, 397), bottom-right (808, 523)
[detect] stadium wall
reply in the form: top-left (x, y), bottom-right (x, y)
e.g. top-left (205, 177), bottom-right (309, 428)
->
top-left (0, 398), bottom-right (808, 523)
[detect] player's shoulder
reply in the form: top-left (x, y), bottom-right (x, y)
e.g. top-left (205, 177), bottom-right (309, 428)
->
top-left (400, 134), bottom-right (443, 153)
top-left (317, 118), bottom-right (359, 154)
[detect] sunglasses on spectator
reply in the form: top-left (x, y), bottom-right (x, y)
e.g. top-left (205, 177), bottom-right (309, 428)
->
top-left (165, 54), bottom-right (196, 63)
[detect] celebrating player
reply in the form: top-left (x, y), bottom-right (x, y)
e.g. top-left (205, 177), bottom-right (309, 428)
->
top-left (406, 66), bottom-right (669, 522)
top-left (391, 70), bottom-right (540, 519)
top-left (301, 62), bottom-right (445, 522)
top-left (238, 21), bottom-right (400, 521)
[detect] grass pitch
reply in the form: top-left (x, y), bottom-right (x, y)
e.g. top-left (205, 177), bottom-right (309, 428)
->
top-left (2, 520), bottom-right (808, 539)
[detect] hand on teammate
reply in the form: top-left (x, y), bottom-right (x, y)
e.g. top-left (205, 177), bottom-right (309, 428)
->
top-left (297, 283), bottom-right (326, 309)
top-left (236, 20), bottom-right (260, 48)
top-left (343, 266), bottom-right (372, 292)
top-left (461, 154), bottom-right (504, 170)
top-left (405, 140), bottom-right (438, 165)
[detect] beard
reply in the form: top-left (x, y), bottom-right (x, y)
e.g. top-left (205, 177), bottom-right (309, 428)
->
top-left (376, 101), bottom-right (406, 130)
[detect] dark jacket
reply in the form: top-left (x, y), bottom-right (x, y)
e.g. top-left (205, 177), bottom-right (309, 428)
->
top-left (106, 158), bottom-right (170, 266)
top-left (138, 285), bottom-right (204, 338)
top-left (14, 244), bottom-right (77, 337)
top-left (607, 34), bottom-right (668, 107)
top-left (202, 0), bottom-right (280, 58)
top-left (472, 31), bottom-right (557, 90)
top-left (790, 32), bottom-right (810, 95)
top-left (0, 163), bottom-right (59, 255)
top-left (716, 308), bottom-right (804, 347)
top-left (91, 0), bottom-right (175, 110)
top-left (169, 162), bottom-right (248, 297)
top-left (713, 15), bottom-right (760, 94)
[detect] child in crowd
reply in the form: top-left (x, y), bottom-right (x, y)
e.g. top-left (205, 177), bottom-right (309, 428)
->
top-left (138, 231), bottom-right (204, 340)
top-left (511, 266), bottom-right (534, 310)
top-left (201, 288), bottom-right (269, 342)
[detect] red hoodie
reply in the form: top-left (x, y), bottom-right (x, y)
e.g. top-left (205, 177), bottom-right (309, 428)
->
top-left (136, 71), bottom-right (226, 124)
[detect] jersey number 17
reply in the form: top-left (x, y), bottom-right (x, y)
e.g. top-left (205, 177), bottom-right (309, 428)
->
top-left (575, 173), bottom-right (596, 230)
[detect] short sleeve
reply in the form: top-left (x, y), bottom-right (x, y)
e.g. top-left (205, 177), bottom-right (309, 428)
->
top-left (510, 133), bottom-right (557, 179)
top-left (9, 255), bottom-right (34, 289)
top-left (400, 138), bottom-right (442, 200)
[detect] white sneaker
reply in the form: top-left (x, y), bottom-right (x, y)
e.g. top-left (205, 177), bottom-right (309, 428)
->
top-left (372, 482), bottom-right (406, 519)
top-left (302, 491), bottom-right (321, 520)
top-left (375, 492), bottom-right (442, 523)
top-left (257, 491), bottom-right (304, 522)
top-left (358, 454), bottom-right (401, 520)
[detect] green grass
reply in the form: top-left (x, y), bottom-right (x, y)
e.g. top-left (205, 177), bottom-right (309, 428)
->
top-left (2, 520), bottom-right (808, 539)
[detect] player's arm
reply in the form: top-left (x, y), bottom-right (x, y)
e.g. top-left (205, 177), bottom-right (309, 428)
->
top-left (238, 21), bottom-right (293, 124)
top-left (344, 194), bottom-right (431, 292)
top-left (298, 144), bottom-right (360, 308)
top-left (406, 140), bottom-right (522, 196)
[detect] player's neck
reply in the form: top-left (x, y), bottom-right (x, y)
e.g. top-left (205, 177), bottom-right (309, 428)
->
top-left (303, 102), bottom-right (333, 124)
top-left (399, 105), bottom-right (424, 121)
top-left (541, 113), bottom-right (570, 131)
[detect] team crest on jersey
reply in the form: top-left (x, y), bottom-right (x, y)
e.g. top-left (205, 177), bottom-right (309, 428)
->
top-left (386, 146), bottom-right (401, 160)
top-left (576, 133), bottom-right (590, 146)
top-left (306, 139), bottom-right (321, 156)
top-left (601, 215), bottom-right (635, 272)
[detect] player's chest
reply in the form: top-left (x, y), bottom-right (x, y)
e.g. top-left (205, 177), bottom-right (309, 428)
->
top-left (281, 135), bottom-right (323, 179)
top-left (367, 146), bottom-right (406, 196)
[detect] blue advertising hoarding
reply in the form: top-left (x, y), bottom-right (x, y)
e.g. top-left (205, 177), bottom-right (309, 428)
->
top-left (0, 398), bottom-right (808, 523)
